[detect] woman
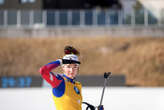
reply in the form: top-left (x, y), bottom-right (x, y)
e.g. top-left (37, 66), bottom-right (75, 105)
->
top-left (39, 46), bottom-right (104, 110)
top-left (39, 46), bottom-right (82, 110)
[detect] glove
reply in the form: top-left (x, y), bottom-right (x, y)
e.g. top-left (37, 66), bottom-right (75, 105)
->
top-left (98, 105), bottom-right (104, 110)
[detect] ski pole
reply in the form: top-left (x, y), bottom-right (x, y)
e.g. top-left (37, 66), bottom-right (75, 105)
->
top-left (99, 72), bottom-right (111, 106)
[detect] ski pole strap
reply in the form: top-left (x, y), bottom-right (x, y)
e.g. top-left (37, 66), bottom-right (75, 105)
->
top-left (82, 102), bottom-right (95, 110)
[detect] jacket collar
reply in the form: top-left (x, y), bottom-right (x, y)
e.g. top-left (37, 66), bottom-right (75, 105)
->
top-left (63, 74), bottom-right (75, 84)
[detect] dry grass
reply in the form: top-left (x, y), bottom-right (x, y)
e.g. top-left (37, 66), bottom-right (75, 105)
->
top-left (0, 37), bottom-right (164, 86)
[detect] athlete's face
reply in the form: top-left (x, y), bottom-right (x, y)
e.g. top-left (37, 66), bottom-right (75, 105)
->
top-left (62, 64), bottom-right (79, 79)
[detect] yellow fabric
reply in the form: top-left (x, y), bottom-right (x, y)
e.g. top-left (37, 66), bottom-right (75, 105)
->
top-left (52, 78), bottom-right (82, 110)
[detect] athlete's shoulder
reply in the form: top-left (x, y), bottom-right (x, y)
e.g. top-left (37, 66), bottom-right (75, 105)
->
top-left (56, 73), bottom-right (64, 80)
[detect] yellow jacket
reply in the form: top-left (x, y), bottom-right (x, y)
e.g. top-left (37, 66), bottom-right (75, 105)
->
top-left (52, 77), bottom-right (82, 110)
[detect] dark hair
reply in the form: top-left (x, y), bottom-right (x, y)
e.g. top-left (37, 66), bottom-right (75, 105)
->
top-left (64, 46), bottom-right (80, 55)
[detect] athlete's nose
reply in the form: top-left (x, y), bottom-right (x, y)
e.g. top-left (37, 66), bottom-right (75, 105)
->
top-left (69, 68), bottom-right (73, 72)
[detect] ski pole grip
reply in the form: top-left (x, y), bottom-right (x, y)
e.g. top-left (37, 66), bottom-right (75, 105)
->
top-left (104, 72), bottom-right (111, 79)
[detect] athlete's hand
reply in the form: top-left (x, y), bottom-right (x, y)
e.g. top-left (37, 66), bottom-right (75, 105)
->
top-left (98, 105), bottom-right (104, 110)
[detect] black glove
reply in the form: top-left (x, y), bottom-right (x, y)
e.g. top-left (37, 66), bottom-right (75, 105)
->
top-left (82, 102), bottom-right (95, 110)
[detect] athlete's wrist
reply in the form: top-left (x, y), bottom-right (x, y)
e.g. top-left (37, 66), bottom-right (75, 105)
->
top-left (58, 59), bottom-right (63, 66)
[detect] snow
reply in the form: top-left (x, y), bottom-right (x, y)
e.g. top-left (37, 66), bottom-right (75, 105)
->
top-left (0, 87), bottom-right (164, 110)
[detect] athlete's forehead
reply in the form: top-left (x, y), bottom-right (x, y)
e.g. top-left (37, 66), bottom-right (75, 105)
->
top-left (63, 64), bottom-right (79, 68)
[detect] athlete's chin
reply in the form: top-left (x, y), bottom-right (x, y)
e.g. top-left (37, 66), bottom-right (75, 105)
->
top-left (68, 73), bottom-right (76, 78)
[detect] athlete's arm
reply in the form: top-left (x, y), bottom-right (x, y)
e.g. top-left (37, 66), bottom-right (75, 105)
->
top-left (39, 59), bottom-right (63, 88)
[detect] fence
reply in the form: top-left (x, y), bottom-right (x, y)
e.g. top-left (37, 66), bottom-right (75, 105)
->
top-left (0, 9), bottom-right (164, 27)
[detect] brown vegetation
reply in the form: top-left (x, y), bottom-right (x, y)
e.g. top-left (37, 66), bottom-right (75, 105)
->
top-left (0, 37), bottom-right (164, 86)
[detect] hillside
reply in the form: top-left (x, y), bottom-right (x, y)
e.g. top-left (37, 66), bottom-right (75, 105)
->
top-left (0, 37), bottom-right (164, 86)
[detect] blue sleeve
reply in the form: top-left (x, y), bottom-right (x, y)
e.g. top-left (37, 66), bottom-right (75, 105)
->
top-left (52, 75), bottom-right (65, 97)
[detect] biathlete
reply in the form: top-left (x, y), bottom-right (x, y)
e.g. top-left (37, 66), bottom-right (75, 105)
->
top-left (39, 46), bottom-right (104, 110)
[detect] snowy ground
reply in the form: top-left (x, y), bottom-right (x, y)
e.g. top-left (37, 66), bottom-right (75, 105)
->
top-left (0, 87), bottom-right (164, 110)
